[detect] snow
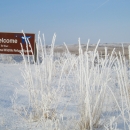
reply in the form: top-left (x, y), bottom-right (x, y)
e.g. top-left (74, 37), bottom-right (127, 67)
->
top-left (0, 40), bottom-right (130, 130)
top-left (0, 63), bottom-right (22, 129)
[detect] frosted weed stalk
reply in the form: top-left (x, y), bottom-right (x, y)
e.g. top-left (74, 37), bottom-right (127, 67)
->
top-left (11, 32), bottom-right (130, 130)
top-left (108, 51), bottom-right (130, 130)
top-left (74, 39), bottom-right (117, 130)
top-left (11, 32), bottom-right (65, 129)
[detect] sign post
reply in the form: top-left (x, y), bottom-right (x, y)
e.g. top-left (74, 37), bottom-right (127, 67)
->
top-left (34, 42), bottom-right (37, 63)
top-left (128, 45), bottom-right (130, 67)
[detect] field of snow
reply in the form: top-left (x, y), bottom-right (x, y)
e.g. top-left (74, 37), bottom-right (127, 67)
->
top-left (0, 34), bottom-right (130, 130)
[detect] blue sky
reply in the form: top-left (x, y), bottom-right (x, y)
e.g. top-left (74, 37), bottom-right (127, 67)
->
top-left (0, 0), bottom-right (130, 44)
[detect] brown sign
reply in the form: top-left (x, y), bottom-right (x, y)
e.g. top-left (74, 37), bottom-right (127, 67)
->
top-left (0, 32), bottom-right (35, 55)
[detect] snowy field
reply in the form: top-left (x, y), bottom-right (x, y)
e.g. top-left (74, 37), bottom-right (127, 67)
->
top-left (0, 35), bottom-right (130, 130)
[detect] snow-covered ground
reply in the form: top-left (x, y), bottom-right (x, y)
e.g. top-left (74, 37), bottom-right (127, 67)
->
top-left (0, 62), bottom-right (25, 129)
top-left (0, 36), bottom-right (130, 130)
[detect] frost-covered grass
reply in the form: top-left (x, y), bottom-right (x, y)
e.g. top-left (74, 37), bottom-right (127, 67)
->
top-left (0, 33), bottom-right (130, 130)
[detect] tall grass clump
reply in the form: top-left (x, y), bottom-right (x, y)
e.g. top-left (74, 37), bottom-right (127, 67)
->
top-left (11, 32), bottom-right (66, 130)
top-left (11, 31), bottom-right (130, 130)
top-left (107, 51), bottom-right (130, 130)
top-left (74, 39), bottom-right (117, 130)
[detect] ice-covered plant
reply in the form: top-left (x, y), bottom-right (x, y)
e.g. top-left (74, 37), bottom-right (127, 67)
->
top-left (104, 116), bottom-right (118, 130)
top-left (11, 32), bottom-right (130, 130)
top-left (74, 39), bottom-right (117, 130)
top-left (108, 51), bottom-right (130, 130)
top-left (11, 32), bottom-right (67, 130)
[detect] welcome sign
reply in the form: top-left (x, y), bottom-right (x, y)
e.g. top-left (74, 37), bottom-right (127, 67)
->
top-left (0, 32), bottom-right (35, 55)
